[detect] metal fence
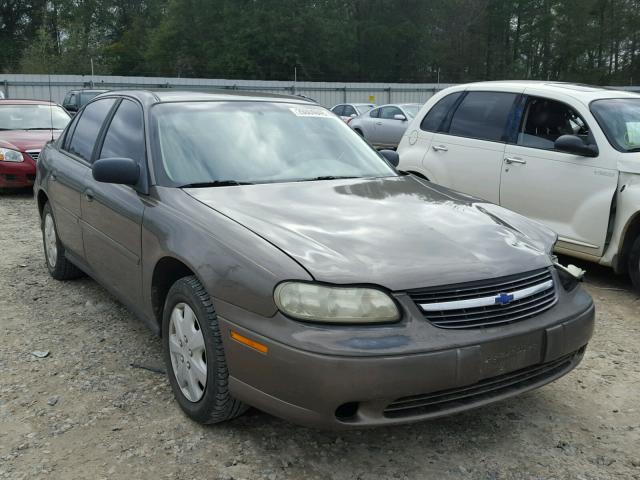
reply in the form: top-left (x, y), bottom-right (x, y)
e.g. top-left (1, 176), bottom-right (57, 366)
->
top-left (0, 74), bottom-right (456, 107)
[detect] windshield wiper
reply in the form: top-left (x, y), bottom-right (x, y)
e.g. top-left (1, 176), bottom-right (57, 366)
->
top-left (179, 180), bottom-right (253, 188)
top-left (297, 175), bottom-right (359, 182)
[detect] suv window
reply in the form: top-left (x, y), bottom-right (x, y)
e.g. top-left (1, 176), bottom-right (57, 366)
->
top-left (343, 105), bottom-right (357, 117)
top-left (331, 105), bottom-right (344, 116)
top-left (449, 91), bottom-right (517, 142)
top-left (518, 97), bottom-right (591, 150)
top-left (380, 106), bottom-right (403, 120)
top-left (66, 98), bottom-right (116, 162)
top-left (420, 92), bottom-right (463, 132)
top-left (99, 99), bottom-right (145, 164)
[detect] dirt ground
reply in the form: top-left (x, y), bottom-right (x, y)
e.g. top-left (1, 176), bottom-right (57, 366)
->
top-left (0, 189), bottom-right (639, 480)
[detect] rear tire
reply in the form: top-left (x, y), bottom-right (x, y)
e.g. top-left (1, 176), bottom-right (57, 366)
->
top-left (41, 202), bottom-right (83, 280)
top-left (628, 235), bottom-right (640, 293)
top-left (162, 276), bottom-right (248, 424)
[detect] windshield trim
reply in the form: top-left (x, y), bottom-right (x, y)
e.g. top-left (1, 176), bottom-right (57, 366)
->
top-left (589, 97), bottom-right (640, 153)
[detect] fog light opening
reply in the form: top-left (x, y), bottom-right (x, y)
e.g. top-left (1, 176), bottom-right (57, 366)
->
top-left (335, 402), bottom-right (359, 421)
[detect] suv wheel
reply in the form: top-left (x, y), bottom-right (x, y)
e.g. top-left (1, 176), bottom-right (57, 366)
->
top-left (162, 276), bottom-right (247, 424)
top-left (41, 202), bottom-right (83, 280)
top-left (628, 235), bottom-right (640, 292)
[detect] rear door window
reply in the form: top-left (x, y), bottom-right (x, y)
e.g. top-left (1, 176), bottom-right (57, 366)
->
top-left (448, 91), bottom-right (517, 142)
top-left (66, 98), bottom-right (116, 162)
top-left (420, 92), bottom-right (463, 132)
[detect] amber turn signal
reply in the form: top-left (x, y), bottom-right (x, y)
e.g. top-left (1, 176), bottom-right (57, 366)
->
top-left (230, 331), bottom-right (268, 354)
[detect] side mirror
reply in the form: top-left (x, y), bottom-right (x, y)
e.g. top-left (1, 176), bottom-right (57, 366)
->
top-left (379, 149), bottom-right (399, 167)
top-left (92, 157), bottom-right (139, 185)
top-left (64, 104), bottom-right (78, 113)
top-left (350, 113), bottom-right (357, 118)
top-left (393, 114), bottom-right (407, 121)
top-left (554, 135), bottom-right (598, 157)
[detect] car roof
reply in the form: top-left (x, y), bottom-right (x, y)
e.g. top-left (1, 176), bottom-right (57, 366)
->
top-left (96, 89), bottom-right (316, 107)
top-left (443, 80), bottom-right (640, 104)
top-left (0, 99), bottom-right (58, 105)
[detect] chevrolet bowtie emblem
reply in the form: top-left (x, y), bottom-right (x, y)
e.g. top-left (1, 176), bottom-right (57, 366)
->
top-left (494, 292), bottom-right (515, 305)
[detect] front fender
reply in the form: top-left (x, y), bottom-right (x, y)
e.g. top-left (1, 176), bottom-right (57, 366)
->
top-left (141, 187), bottom-right (312, 321)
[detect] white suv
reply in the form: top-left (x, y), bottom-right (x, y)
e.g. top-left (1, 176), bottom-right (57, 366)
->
top-left (397, 81), bottom-right (640, 291)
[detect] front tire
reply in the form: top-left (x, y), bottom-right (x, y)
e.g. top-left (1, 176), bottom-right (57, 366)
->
top-left (41, 202), bottom-right (83, 280)
top-left (628, 235), bottom-right (640, 292)
top-left (162, 276), bottom-right (247, 424)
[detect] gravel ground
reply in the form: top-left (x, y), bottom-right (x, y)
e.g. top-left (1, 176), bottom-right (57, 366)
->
top-left (1, 190), bottom-right (639, 480)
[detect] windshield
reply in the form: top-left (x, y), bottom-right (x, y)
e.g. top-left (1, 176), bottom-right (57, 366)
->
top-left (402, 105), bottom-right (420, 118)
top-left (0, 104), bottom-right (70, 130)
top-left (591, 98), bottom-right (640, 152)
top-left (150, 101), bottom-right (397, 186)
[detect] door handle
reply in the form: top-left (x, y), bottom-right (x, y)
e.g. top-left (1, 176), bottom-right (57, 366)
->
top-left (375, 121), bottom-right (382, 125)
top-left (432, 145), bottom-right (448, 152)
top-left (84, 189), bottom-right (95, 202)
top-left (505, 156), bottom-right (527, 165)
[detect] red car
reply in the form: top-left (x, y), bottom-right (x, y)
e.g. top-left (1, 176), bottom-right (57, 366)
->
top-left (0, 100), bottom-right (71, 189)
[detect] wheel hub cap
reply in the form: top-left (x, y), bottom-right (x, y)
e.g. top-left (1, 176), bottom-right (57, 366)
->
top-left (44, 214), bottom-right (57, 268)
top-left (168, 303), bottom-right (207, 402)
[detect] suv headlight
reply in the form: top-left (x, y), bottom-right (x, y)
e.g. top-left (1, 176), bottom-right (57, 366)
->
top-left (0, 147), bottom-right (24, 163)
top-left (274, 282), bottom-right (400, 324)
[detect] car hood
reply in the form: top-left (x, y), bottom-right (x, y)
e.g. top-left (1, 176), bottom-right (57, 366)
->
top-left (0, 130), bottom-right (61, 151)
top-left (185, 176), bottom-right (556, 291)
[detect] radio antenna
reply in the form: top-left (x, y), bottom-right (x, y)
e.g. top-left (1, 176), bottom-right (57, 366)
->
top-left (48, 71), bottom-right (54, 142)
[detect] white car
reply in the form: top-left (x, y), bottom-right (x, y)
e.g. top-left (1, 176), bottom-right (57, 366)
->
top-left (397, 81), bottom-right (640, 291)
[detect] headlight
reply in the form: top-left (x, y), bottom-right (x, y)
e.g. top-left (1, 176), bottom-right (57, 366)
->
top-left (0, 148), bottom-right (24, 163)
top-left (274, 282), bottom-right (400, 324)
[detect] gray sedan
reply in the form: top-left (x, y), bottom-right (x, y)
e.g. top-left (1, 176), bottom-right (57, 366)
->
top-left (35, 90), bottom-right (593, 429)
top-left (349, 103), bottom-right (422, 148)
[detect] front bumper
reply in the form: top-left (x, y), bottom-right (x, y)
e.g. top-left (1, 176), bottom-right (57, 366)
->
top-left (0, 156), bottom-right (36, 188)
top-left (217, 286), bottom-right (595, 429)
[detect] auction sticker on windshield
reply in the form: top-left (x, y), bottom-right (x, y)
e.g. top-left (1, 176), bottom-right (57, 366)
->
top-left (289, 106), bottom-right (334, 118)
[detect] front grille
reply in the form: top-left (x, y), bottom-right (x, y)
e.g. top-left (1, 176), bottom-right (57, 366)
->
top-left (407, 268), bottom-right (557, 329)
top-left (384, 349), bottom-right (581, 418)
top-left (26, 150), bottom-right (40, 162)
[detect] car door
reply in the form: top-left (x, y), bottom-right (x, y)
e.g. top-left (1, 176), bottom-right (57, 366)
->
top-left (80, 98), bottom-right (147, 304)
top-left (422, 90), bottom-right (520, 203)
top-left (359, 107), bottom-right (379, 140)
top-left (48, 98), bottom-right (117, 259)
top-left (400, 91), bottom-right (464, 176)
top-left (375, 106), bottom-right (409, 147)
top-left (500, 94), bottom-right (619, 258)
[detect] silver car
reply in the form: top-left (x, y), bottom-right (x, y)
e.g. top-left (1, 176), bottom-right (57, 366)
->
top-left (330, 103), bottom-right (376, 123)
top-left (350, 103), bottom-right (422, 149)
